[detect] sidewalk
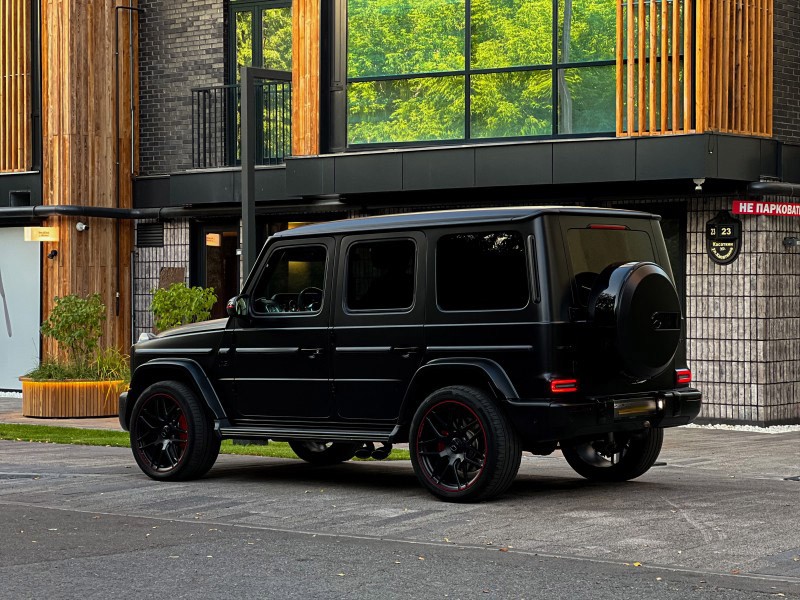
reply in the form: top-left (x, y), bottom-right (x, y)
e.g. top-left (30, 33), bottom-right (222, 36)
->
top-left (0, 395), bottom-right (123, 430)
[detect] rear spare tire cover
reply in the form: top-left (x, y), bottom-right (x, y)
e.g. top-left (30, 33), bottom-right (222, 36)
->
top-left (588, 262), bottom-right (681, 380)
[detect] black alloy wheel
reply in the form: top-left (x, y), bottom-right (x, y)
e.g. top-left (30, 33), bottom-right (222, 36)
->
top-left (288, 440), bottom-right (360, 465)
top-left (561, 427), bottom-right (664, 482)
top-left (410, 386), bottom-right (521, 502)
top-left (129, 381), bottom-right (220, 481)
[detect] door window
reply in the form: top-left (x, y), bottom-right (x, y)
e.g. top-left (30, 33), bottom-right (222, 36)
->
top-left (251, 245), bottom-right (327, 314)
top-left (346, 239), bottom-right (416, 311)
top-left (201, 228), bottom-right (240, 319)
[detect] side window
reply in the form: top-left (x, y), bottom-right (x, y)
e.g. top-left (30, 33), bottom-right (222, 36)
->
top-left (437, 231), bottom-right (529, 311)
top-left (251, 245), bottom-right (327, 314)
top-left (346, 239), bottom-right (416, 311)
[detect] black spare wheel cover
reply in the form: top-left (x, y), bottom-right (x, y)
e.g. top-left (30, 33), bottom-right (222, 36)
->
top-left (588, 262), bottom-right (681, 380)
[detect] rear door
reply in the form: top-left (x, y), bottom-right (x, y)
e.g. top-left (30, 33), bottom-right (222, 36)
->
top-left (332, 232), bottom-right (426, 421)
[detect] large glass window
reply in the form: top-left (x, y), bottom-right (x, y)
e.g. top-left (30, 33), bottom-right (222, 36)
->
top-left (230, 0), bottom-right (292, 82)
top-left (436, 231), bottom-right (529, 311)
top-left (347, 0), bottom-right (615, 145)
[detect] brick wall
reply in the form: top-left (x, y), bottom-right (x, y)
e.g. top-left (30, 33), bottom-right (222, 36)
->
top-left (686, 197), bottom-right (800, 425)
top-left (773, 0), bottom-right (800, 144)
top-left (138, 1), bottom-right (225, 175)
top-left (133, 220), bottom-right (191, 338)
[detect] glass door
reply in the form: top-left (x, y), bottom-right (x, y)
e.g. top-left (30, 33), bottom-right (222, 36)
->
top-left (198, 225), bottom-right (241, 320)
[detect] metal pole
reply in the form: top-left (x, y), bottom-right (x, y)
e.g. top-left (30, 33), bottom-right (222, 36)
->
top-left (241, 66), bottom-right (257, 278)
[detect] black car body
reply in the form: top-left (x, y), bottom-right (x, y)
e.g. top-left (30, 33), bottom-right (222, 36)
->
top-left (120, 207), bottom-right (701, 501)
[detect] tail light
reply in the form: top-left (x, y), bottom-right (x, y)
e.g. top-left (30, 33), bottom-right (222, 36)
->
top-left (675, 368), bottom-right (692, 386)
top-left (550, 378), bottom-right (579, 394)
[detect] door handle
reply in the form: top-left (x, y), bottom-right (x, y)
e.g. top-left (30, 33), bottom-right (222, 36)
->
top-left (300, 347), bottom-right (323, 359)
top-left (393, 346), bottom-right (420, 359)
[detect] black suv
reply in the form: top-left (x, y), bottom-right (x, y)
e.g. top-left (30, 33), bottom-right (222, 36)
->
top-left (120, 207), bottom-right (701, 501)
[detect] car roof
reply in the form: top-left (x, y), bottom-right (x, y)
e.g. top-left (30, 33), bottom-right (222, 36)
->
top-left (273, 206), bottom-right (659, 238)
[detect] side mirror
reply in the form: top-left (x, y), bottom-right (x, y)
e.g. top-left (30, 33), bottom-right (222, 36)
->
top-left (226, 295), bottom-right (249, 319)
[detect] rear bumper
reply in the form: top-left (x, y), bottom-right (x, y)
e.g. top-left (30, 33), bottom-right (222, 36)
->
top-left (507, 388), bottom-right (702, 444)
top-left (118, 391), bottom-right (129, 431)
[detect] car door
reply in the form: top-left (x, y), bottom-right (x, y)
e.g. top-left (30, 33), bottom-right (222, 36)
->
top-left (230, 237), bottom-right (335, 421)
top-left (332, 233), bottom-right (426, 421)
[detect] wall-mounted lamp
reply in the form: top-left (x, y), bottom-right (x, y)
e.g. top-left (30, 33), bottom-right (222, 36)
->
top-left (47, 249), bottom-right (58, 260)
top-left (76, 221), bottom-right (89, 232)
top-left (783, 237), bottom-right (800, 249)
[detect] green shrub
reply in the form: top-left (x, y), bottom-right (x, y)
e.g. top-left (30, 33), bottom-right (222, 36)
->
top-left (39, 294), bottom-right (105, 369)
top-left (27, 294), bottom-right (130, 382)
top-left (150, 282), bottom-right (217, 331)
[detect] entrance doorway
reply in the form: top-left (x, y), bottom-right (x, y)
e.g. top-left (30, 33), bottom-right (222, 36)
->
top-left (195, 224), bottom-right (241, 319)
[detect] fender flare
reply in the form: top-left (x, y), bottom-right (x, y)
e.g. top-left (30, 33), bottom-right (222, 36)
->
top-left (126, 358), bottom-right (229, 426)
top-left (396, 357), bottom-right (519, 428)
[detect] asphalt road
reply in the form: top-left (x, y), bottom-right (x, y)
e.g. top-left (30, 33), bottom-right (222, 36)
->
top-left (1, 428), bottom-right (799, 599)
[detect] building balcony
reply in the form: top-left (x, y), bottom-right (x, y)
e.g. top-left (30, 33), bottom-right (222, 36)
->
top-left (191, 77), bottom-right (292, 170)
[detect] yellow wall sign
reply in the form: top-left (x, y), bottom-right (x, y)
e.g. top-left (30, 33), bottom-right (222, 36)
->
top-left (23, 227), bottom-right (59, 242)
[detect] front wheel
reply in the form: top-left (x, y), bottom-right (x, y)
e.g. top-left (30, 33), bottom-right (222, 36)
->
top-left (561, 428), bottom-right (663, 482)
top-left (288, 440), bottom-right (359, 465)
top-left (410, 386), bottom-right (521, 502)
top-left (129, 381), bottom-right (220, 481)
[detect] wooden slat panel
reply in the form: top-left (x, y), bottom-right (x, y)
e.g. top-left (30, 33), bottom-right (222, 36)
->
top-left (619, 0), bottom-right (773, 139)
top-left (40, 0), bottom-right (135, 357)
top-left (292, 0), bottom-right (319, 156)
top-left (638, 0), bottom-right (646, 133)
top-left (616, 0), bottom-right (624, 135)
top-left (0, 0), bottom-right (31, 172)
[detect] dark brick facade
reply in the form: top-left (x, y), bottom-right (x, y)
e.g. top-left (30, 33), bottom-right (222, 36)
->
top-left (773, 0), bottom-right (800, 145)
top-left (138, 1), bottom-right (226, 175)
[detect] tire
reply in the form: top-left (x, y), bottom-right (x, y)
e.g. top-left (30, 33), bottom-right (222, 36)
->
top-left (588, 262), bottom-right (681, 380)
top-left (288, 440), bottom-right (359, 465)
top-left (129, 381), bottom-right (220, 481)
top-left (561, 427), bottom-right (663, 482)
top-left (409, 385), bottom-right (522, 502)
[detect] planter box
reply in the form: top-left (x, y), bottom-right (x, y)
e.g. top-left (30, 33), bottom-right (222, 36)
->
top-left (20, 378), bottom-right (126, 418)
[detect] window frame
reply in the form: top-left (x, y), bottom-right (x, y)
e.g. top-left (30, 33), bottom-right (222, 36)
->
top-left (228, 0), bottom-right (293, 84)
top-left (343, 237), bottom-right (419, 314)
top-left (345, 0), bottom-right (617, 147)
top-left (247, 241), bottom-right (330, 318)
top-left (434, 228), bottom-right (532, 314)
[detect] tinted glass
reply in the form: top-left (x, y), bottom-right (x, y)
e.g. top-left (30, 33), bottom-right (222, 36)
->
top-left (566, 228), bottom-right (656, 305)
top-left (234, 10), bottom-right (253, 82)
top-left (262, 7), bottom-right (293, 70)
top-left (251, 246), bottom-right (327, 314)
top-left (348, 77), bottom-right (466, 144)
top-left (437, 231), bottom-right (528, 311)
top-left (471, 0), bottom-right (552, 69)
top-left (558, 0), bottom-right (616, 63)
top-left (347, 0), bottom-right (465, 78)
top-left (471, 70), bottom-right (552, 138)
top-left (347, 240), bottom-right (416, 311)
top-left (558, 66), bottom-right (615, 134)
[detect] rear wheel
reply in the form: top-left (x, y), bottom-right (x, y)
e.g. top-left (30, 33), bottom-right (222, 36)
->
top-left (410, 386), bottom-right (521, 502)
top-left (129, 381), bottom-right (220, 481)
top-left (288, 440), bottom-right (359, 465)
top-left (561, 427), bottom-right (663, 482)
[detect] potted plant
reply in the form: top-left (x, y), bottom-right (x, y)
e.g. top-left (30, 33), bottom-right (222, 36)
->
top-left (20, 294), bottom-right (130, 418)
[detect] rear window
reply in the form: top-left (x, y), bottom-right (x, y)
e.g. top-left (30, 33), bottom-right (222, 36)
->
top-left (437, 231), bottom-right (529, 311)
top-left (567, 228), bottom-right (656, 306)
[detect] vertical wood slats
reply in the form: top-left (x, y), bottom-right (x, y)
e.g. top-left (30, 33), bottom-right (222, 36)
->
top-left (40, 0), bottom-right (136, 357)
top-left (292, 0), bottom-right (319, 155)
top-left (0, 0), bottom-right (31, 172)
top-left (617, 0), bottom-right (773, 138)
top-left (697, 0), bottom-right (773, 136)
top-left (618, 0), bottom-right (693, 136)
